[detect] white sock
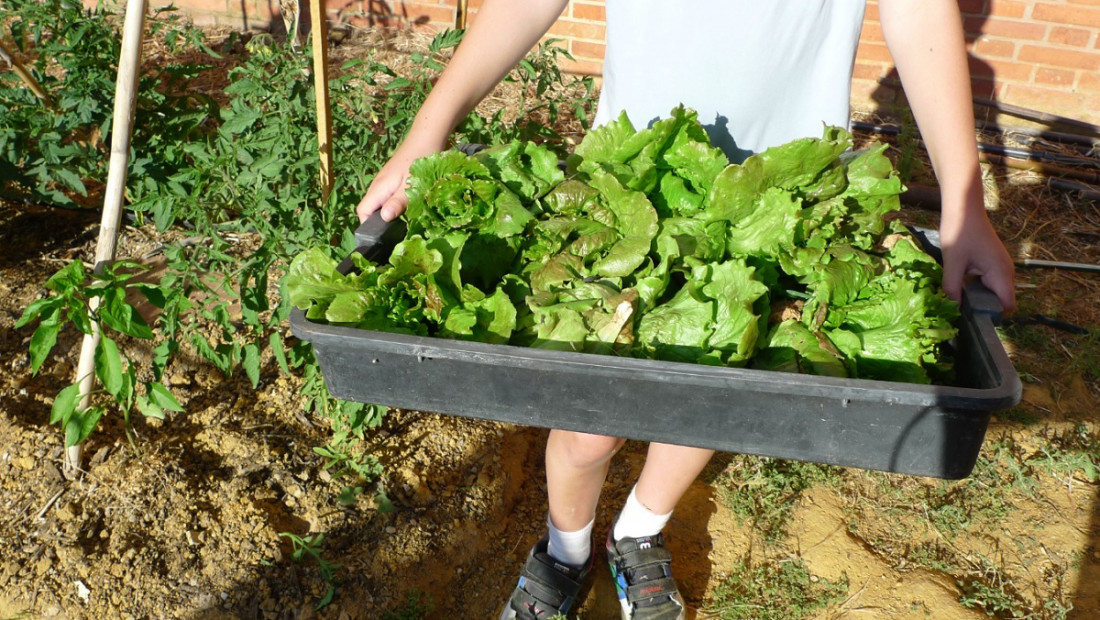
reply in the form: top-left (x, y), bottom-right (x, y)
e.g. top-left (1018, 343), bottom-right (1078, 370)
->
top-left (613, 486), bottom-right (672, 541)
top-left (547, 516), bottom-right (594, 568)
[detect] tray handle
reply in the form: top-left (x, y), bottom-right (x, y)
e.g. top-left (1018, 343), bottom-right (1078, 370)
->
top-left (961, 281), bottom-right (1006, 324)
top-left (354, 209), bottom-right (407, 251)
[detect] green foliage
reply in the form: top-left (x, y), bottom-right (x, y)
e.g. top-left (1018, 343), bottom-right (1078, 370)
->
top-left (956, 556), bottom-right (1040, 619)
top-left (16, 259), bottom-right (180, 446)
top-left (917, 439), bottom-right (1031, 539)
top-left (10, 0), bottom-right (595, 499)
top-left (1030, 423), bottom-right (1100, 484)
top-left (717, 457), bottom-right (844, 543)
top-left (381, 589), bottom-right (436, 620)
top-left (457, 38), bottom-right (596, 153)
top-left (705, 557), bottom-right (848, 620)
top-left (279, 532), bottom-right (341, 610)
top-left (0, 0), bottom-right (217, 207)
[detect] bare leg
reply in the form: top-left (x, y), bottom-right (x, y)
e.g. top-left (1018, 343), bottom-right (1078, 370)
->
top-left (633, 443), bottom-right (714, 515)
top-left (545, 429), bottom-right (627, 531)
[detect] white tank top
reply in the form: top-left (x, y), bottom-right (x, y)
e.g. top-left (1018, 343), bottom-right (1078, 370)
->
top-left (592, 0), bottom-right (867, 162)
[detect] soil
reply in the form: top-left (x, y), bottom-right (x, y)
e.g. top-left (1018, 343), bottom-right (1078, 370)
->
top-left (3, 25), bottom-right (1100, 620)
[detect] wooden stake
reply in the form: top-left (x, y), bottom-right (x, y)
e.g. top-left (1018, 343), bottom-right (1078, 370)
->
top-left (0, 33), bottom-right (55, 107)
top-left (69, 0), bottom-right (147, 477)
top-left (456, 0), bottom-right (468, 29)
top-left (309, 0), bottom-right (334, 203)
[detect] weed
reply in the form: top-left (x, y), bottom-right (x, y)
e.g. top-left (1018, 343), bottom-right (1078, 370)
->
top-left (1065, 328), bottom-right (1100, 384)
top-left (957, 556), bottom-right (1032, 618)
top-left (995, 405), bottom-right (1043, 426)
top-left (704, 556), bottom-right (848, 620)
top-left (922, 438), bottom-right (1032, 539)
top-left (1030, 423), bottom-right (1100, 485)
top-left (716, 456), bottom-right (844, 543)
top-left (892, 107), bottom-right (929, 185)
top-left (904, 541), bottom-right (958, 573)
top-left (279, 532), bottom-right (341, 610)
top-left (381, 589), bottom-right (436, 620)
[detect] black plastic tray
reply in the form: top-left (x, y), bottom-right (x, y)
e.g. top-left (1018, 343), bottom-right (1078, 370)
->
top-left (290, 215), bottom-right (1022, 479)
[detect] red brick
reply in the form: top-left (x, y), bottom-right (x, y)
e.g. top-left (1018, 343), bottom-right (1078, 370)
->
top-left (326, 0), bottom-right (361, 12)
top-left (188, 11), bottom-right (219, 27)
top-left (571, 2), bottom-right (605, 23)
top-left (959, 0), bottom-right (986, 15)
top-left (1003, 82), bottom-right (1087, 114)
top-left (970, 76), bottom-right (999, 99)
top-left (971, 15), bottom-right (1048, 40)
top-left (983, 57), bottom-right (1038, 80)
top-left (864, 1), bottom-right (879, 22)
top-left (570, 40), bottom-right (605, 61)
top-left (1019, 43), bottom-right (1100, 70)
top-left (559, 57), bottom-right (602, 77)
top-left (1048, 25), bottom-right (1093, 46)
top-left (853, 61), bottom-right (890, 80)
top-left (973, 37), bottom-right (1016, 57)
top-left (1079, 70), bottom-right (1100, 92)
top-left (1035, 66), bottom-right (1076, 86)
top-left (855, 41), bottom-right (894, 63)
top-left (172, 0), bottom-right (228, 13)
top-left (1032, 2), bottom-right (1100, 28)
top-left (988, 0), bottom-right (1027, 19)
top-left (850, 79), bottom-right (898, 109)
top-left (862, 22), bottom-right (884, 43)
top-left (547, 19), bottom-right (604, 41)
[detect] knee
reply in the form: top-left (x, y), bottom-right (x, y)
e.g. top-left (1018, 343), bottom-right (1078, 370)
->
top-left (548, 430), bottom-right (626, 470)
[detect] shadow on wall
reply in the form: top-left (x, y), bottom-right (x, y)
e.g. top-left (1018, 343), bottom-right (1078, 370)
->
top-left (868, 4), bottom-right (1005, 190)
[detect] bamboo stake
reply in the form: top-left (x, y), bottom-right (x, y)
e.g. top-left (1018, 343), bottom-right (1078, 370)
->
top-left (69, 0), bottom-right (147, 478)
top-left (0, 34), bottom-right (55, 107)
top-left (309, 0), bottom-right (333, 203)
top-left (456, 0), bottom-right (468, 29)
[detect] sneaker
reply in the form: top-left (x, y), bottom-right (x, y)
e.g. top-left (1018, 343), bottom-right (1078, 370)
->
top-left (499, 534), bottom-right (596, 619)
top-left (605, 522), bottom-right (686, 620)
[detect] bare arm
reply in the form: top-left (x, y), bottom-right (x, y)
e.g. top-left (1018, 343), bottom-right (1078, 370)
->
top-left (356, 0), bottom-right (569, 222)
top-left (879, 0), bottom-right (1016, 312)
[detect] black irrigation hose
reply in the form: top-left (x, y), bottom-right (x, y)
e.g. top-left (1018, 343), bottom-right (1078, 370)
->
top-left (1048, 178), bottom-right (1100, 201)
top-left (1002, 314), bottom-right (1091, 335)
top-left (976, 121), bottom-right (1100, 151)
top-left (850, 120), bottom-right (1100, 169)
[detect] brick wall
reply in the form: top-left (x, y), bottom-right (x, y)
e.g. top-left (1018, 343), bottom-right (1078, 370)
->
top-left (855, 0), bottom-right (1100, 126)
top-left (171, 0), bottom-right (1100, 126)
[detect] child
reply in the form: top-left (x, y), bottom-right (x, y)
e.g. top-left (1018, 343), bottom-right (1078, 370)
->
top-left (356, 2), bottom-right (1017, 618)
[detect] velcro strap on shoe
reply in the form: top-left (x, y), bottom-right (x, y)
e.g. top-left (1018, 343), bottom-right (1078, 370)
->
top-left (508, 587), bottom-right (566, 617)
top-left (520, 558), bottom-right (581, 607)
top-left (625, 576), bottom-right (679, 605)
top-left (618, 545), bottom-right (673, 571)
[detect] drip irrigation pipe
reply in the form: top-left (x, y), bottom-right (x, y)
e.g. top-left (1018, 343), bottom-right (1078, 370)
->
top-left (973, 97), bottom-right (1100, 137)
top-left (978, 151), bottom-right (1100, 185)
top-left (976, 121), bottom-right (1100, 152)
top-left (856, 119), bottom-right (1100, 152)
top-left (851, 121), bottom-right (1100, 170)
top-left (1048, 178), bottom-right (1100, 201)
top-left (1015, 259), bottom-right (1100, 274)
top-left (1002, 314), bottom-right (1090, 335)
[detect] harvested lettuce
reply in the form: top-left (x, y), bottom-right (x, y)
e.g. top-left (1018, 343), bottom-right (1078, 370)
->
top-left (288, 111), bottom-right (958, 384)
